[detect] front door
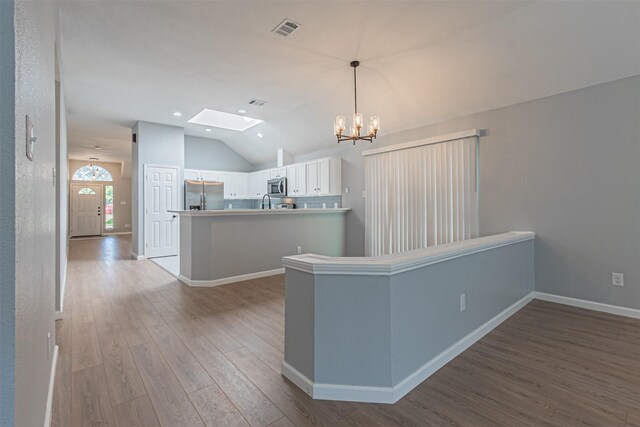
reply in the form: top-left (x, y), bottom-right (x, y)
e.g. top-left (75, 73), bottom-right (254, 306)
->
top-left (144, 165), bottom-right (179, 258)
top-left (71, 184), bottom-right (103, 237)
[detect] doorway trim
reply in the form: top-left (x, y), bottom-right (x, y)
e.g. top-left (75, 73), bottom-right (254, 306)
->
top-left (70, 183), bottom-right (103, 237)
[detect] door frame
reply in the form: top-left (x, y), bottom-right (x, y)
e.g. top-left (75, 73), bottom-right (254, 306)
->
top-left (143, 164), bottom-right (181, 258)
top-left (70, 183), bottom-right (103, 237)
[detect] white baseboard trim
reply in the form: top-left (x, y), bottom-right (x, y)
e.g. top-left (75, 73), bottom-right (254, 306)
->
top-left (131, 251), bottom-right (145, 261)
top-left (533, 292), bottom-right (640, 319)
top-left (179, 268), bottom-right (285, 287)
top-left (103, 231), bottom-right (132, 236)
top-left (281, 292), bottom-right (535, 404)
top-left (44, 345), bottom-right (59, 427)
top-left (54, 311), bottom-right (63, 321)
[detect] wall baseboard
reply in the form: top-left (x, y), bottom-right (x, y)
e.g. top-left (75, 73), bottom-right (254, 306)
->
top-left (131, 251), bottom-right (145, 261)
top-left (179, 268), bottom-right (285, 287)
top-left (533, 292), bottom-right (640, 319)
top-left (43, 345), bottom-right (59, 427)
top-left (281, 292), bottom-right (534, 404)
top-left (103, 231), bottom-right (132, 236)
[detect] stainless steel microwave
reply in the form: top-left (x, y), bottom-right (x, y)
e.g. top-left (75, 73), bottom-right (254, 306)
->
top-left (267, 177), bottom-right (287, 197)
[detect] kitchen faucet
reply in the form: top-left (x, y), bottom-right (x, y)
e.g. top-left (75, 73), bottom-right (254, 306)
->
top-left (261, 194), bottom-right (272, 210)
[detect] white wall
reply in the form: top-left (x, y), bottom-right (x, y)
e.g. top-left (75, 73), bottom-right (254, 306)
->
top-left (10, 0), bottom-right (59, 425)
top-left (184, 135), bottom-right (254, 172)
top-left (296, 75), bottom-right (640, 310)
top-left (131, 121), bottom-right (184, 257)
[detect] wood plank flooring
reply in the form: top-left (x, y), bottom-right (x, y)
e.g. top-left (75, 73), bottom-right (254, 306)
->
top-left (52, 236), bottom-right (640, 426)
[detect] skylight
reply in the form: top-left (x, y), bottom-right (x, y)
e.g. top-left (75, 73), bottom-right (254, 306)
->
top-left (188, 108), bottom-right (263, 131)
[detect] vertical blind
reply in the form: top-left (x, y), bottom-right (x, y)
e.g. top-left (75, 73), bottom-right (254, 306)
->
top-left (364, 135), bottom-right (479, 257)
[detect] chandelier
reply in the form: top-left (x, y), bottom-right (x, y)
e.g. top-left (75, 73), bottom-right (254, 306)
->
top-left (334, 61), bottom-right (379, 144)
top-left (89, 157), bottom-right (99, 179)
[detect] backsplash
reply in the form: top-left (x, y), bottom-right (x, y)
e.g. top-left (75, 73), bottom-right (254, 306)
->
top-left (224, 195), bottom-right (342, 210)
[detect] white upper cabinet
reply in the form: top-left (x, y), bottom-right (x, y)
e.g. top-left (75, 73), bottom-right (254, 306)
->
top-left (306, 157), bottom-right (341, 196)
top-left (217, 172), bottom-right (247, 199)
top-left (286, 164), bottom-right (307, 197)
top-left (270, 167), bottom-right (286, 179)
top-left (185, 157), bottom-right (341, 200)
top-left (199, 170), bottom-right (219, 181)
top-left (184, 169), bottom-right (201, 180)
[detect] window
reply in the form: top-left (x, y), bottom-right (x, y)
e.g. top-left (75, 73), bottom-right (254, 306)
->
top-left (105, 185), bottom-right (114, 230)
top-left (77, 187), bottom-right (96, 195)
top-left (72, 165), bottom-right (113, 181)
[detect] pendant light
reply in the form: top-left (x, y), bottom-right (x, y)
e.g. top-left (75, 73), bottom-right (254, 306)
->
top-left (334, 61), bottom-right (379, 144)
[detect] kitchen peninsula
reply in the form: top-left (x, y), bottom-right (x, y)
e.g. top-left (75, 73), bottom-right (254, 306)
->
top-left (172, 208), bottom-right (349, 286)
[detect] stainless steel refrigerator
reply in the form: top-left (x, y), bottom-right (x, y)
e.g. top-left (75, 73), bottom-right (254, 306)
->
top-left (184, 180), bottom-right (224, 210)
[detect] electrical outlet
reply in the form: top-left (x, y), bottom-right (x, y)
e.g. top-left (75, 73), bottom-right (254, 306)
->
top-left (297, 246), bottom-right (302, 254)
top-left (612, 272), bottom-right (624, 287)
top-left (345, 187), bottom-right (350, 194)
top-left (460, 294), bottom-right (466, 312)
top-left (362, 190), bottom-right (366, 198)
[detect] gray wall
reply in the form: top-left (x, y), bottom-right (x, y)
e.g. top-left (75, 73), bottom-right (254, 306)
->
top-left (295, 75), bottom-right (640, 310)
top-left (181, 212), bottom-right (347, 281)
top-left (185, 135), bottom-right (254, 172)
top-left (55, 76), bottom-right (69, 313)
top-left (284, 239), bottom-right (534, 388)
top-left (8, 0), bottom-right (58, 425)
top-left (132, 121), bottom-right (184, 256)
top-left (0, 0), bottom-right (16, 421)
top-left (69, 159), bottom-right (132, 234)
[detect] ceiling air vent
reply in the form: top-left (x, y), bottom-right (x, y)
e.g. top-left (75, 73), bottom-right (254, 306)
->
top-left (271, 19), bottom-right (301, 37)
top-left (248, 99), bottom-right (267, 107)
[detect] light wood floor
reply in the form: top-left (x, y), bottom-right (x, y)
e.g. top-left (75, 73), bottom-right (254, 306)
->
top-left (52, 235), bottom-right (640, 426)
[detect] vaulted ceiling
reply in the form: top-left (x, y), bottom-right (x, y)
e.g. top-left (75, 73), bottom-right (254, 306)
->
top-left (60, 1), bottom-right (640, 165)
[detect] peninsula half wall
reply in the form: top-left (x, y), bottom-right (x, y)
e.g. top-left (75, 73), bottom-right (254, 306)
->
top-left (281, 231), bottom-right (535, 403)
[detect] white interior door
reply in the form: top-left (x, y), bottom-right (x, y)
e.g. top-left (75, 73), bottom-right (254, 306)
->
top-left (144, 165), bottom-right (179, 258)
top-left (71, 184), bottom-right (102, 237)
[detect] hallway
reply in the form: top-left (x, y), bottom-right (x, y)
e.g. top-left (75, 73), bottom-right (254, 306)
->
top-left (52, 236), bottom-right (640, 426)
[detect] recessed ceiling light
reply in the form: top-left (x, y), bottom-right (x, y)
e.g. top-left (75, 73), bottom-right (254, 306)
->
top-left (93, 146), bottom-right (101, 150)
top-left (205, 128), bottom-right (212, 132)
top-left (257, 133), bottom-right (263, 138)
top-left (238, 109), bottom-right (246, 114)
top-left (173, 111), bottom-right (182, 117)
top-left (188, 108), bottom-right (263, 132)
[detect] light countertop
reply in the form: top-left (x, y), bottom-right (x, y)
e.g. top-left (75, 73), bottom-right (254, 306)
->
top-left (169, 208), bottom-right (350, 217)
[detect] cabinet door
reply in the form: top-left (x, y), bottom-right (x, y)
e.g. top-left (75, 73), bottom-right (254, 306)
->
top-left (184, 169), bottom-right (201, 180)
top-left (199, 170), bottom-right (218, 181)
top-left (286, 165), bottom-right (296, 195)
top-left (270, 167), bottom-right (286, 179)
top-left (248, 172), bottom-right (259, 198)
top-left (317, 158), bottom-right (331, 195)
top-left (217, 172), bottom-right (233, 198)
top-left (258, 171), bottom-right (270, 196)
top-left (306, 161), bottom-right (318, 195)
top-left (235, 174), bottom-right (248, 198)
top-left (295, 163), bottom-right (307, 196)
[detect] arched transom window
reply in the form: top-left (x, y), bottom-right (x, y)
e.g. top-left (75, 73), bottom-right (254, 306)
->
top-left (72, 165), bottom-right (113, 181)
top-left (77, 187), bottom-right (96, 195)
